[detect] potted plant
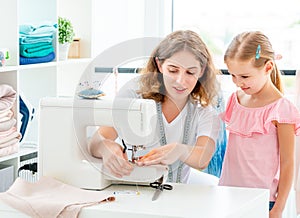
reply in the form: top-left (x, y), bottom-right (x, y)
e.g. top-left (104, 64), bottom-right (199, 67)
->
top-left (58, 16), bottom-right (75, 60)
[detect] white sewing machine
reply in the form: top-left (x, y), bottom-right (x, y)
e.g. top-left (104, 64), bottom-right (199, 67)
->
top-left (38, 96), bottom-right (168, 190)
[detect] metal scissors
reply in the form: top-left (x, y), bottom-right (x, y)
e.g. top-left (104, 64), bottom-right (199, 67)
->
top-left (150, 176), bottom-right (173, 201)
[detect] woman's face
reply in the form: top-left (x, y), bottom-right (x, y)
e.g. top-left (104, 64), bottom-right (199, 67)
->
top-left (157, 50), bottom-right (203, 103)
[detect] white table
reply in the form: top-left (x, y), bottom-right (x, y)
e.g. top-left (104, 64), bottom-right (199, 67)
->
top-left (0, 183), bottom-right (269, 218)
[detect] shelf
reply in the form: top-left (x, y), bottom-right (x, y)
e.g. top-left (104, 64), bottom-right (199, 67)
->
top-left (0, 66), bottom-right (18, 72)
top-left (0, 146), bottom-right (37, 163)
top-left (18, 62), bottom-right (58, 70)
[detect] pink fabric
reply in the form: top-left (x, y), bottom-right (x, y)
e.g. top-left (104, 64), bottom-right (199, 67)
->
top-left (0, 143), bottom-right (18, 157)
top-left (0, 84), bottom-right (16, 112)
top-left (0, 176), bottom-right (115, 218)
top-left (0, 129), bottom-right (21, 146)
top-left (0, 126), bottom-right (18, 138)
top-left (0, 110), bottom-right (13, 122)
top-left (219, 92), bottom-right (300, 201)
top-left (295, 70), bottom-right (300, 214)
top-left (0, 118), bottom-right (16, 131)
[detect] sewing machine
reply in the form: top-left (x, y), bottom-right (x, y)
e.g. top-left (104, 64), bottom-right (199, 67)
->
top-left (38, 96), bottom-right (168, 190)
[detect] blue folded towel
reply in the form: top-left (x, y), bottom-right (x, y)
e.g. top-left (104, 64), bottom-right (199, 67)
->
top-left (20, 52), bottom-right (55, 65)
top-left (19, 24), bottom-right (56, 35)
top-left (19, 34), bottom-right (54, 44)
top-left (20, 44), bottom-right (54, 58)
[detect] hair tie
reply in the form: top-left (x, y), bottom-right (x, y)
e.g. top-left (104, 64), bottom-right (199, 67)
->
top-left (255, 45), bottom-right (261, 60)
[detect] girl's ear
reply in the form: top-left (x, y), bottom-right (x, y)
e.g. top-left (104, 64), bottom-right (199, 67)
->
top-left (264, 60), bottom-right (274, 74)
top-left (155, 57), bottom-right (163, 73)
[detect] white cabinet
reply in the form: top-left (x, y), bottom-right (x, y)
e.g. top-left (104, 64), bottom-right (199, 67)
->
top-left (0, 0), bottom-right (58, 186)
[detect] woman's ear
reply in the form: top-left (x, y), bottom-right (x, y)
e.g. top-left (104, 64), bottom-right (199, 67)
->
top-left (155, 57), bottom-right (163, 73)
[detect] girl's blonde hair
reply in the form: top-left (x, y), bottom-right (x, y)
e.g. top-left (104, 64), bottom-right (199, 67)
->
top-left (224, 31), bottom-right (283, 93)
top-left (138, 30), bottom-right (220, 107)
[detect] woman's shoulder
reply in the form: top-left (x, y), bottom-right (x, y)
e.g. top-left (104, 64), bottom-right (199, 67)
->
top-left (116, 75), bottom-right (141, 98)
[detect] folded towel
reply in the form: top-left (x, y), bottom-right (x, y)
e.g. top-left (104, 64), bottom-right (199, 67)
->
top-left (0, 110), bottom-right (13, 122)
top-left (0, 118), bottom-right (16, 132)
top-left (0, 137), bottom-right (20, 149)
top-left (20, 44), bottom-right (54, 58)
top-left (19, 36), bottom-right (54, 45)
top-left (0, 84), bottom-right (16, 112)
top-left (0, 126), bottom-right (18, 138)
top-left (0, 128), bottom-right (21, 146)
top-left (0, 143), bottom-right (18, 157)
top-left (20, 52), bottom-right (55, 65)
top-left (0, 176), bottom-right (115, 218)
top-left (19, 24), bottom-right (56, 36)
top-left (20, 41), bottom-right (52, 49)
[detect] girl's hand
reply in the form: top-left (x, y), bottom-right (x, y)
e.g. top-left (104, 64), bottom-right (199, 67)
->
top-left (136, 143), bottom-right (184, 166)
top-left (101, 139), bottom-right (134, 178)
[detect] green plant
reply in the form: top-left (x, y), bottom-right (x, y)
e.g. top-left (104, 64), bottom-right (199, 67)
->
top-left (58, 17), bottom-right (75, 44)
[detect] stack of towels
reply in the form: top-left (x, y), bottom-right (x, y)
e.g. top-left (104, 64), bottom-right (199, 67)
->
top-left (0, 84), bottom-right (21, 157)
top-left (19, 23), bottom-right (57, 65)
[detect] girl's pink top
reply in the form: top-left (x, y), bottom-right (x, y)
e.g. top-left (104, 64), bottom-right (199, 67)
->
top-left (219, 92), bottom-right (300, 201)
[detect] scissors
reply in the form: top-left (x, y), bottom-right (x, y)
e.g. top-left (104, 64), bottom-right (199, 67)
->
top-left (150, 176), bottom-right (173, 201)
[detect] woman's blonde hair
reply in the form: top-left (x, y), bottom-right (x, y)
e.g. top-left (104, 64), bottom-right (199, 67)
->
top-left (224, 31), bottom-right (283, 93)
top-left (137, 30), bottom-right (220, 107)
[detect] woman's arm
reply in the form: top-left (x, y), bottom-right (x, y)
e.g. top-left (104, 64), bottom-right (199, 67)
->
top-left (270, 123), bottom-right (295, 217)
top-left (88, 126), bottom-right (134, 178)
top-left (136, 135), bottom-right (216, 170)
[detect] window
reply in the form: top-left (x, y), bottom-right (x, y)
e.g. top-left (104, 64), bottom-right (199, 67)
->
top-left (173, 0), bottom-right (300, 70)
top-left (173, 0), bottom-right (300, 101)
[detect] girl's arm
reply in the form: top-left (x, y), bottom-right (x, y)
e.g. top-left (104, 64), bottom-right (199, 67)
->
top-left (270, 123), bottom-right (295, 215)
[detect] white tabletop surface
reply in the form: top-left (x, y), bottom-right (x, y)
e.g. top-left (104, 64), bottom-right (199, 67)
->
top-left (0, 183), bottom-right (269, 218)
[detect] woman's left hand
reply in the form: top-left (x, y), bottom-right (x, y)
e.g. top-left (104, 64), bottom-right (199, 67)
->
top-left (136, 143), bottom-right (185, 166)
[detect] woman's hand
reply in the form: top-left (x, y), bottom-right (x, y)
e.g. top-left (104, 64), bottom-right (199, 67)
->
top-left (101, 139), bottom-right (134, 178)
top-left (269, 208), bottom-right (282, 218)
top-left (136, 143), bottom-right (185, 166)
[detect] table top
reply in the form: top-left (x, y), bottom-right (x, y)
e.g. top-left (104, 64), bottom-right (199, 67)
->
top-left (0, 183), bottom-right (269, 218)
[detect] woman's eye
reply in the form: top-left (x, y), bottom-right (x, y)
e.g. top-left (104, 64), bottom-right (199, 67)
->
top-left (168, 68), bottom-right (177, 73)
top-left (187, 71), bottom-right (195, 75)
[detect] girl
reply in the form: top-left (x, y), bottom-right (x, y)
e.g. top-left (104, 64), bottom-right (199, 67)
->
top-left (219, 31), bottom-right (300, 218)
top-left (88, 30), bottom-right (221, 183)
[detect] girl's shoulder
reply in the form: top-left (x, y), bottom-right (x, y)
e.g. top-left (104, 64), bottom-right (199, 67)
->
top-left (223, 92), bottom-right (300, 137)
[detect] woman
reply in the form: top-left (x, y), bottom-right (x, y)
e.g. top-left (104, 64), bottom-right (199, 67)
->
top-left (88, 30), bottom-right (221, 183)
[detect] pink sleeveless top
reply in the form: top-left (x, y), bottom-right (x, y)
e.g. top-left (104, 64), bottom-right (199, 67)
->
top-left (219, 92), bottom-right (300, 201)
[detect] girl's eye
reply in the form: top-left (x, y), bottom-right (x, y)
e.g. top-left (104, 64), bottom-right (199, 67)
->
top-left (241, 76), bottom-right (248, 79)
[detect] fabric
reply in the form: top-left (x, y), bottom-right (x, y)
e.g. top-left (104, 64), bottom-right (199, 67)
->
top-left (20, 43), bottom-right (54, 58)
top-left (0, 176), bottom-right (115, 218)
top-left (0, 143), bottom-right (18, 157)
top-left (0, 84), bottom-right (17, 112)
top-left (20, 52), bottom-right (55, 65)
top-left (19, 24), bottom-right (56, 36)
top-left (203, 93), bottom-right (227, 178)
top-left (0, 128), bottom-right (21, 145)
top-left (219, 92), bottom-right (300, 201)
top-left (0, 118), bottom-right (16, 132)
top-left (116, 76), bottom-right (221, 183)
top-left (0, 110), bottom-right (13, 122)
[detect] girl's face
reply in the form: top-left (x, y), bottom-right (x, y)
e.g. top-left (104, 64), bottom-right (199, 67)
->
top-left (157, 50), bottom-right (203, 103)
top-left (226, 59), bottom-right (273, 95)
